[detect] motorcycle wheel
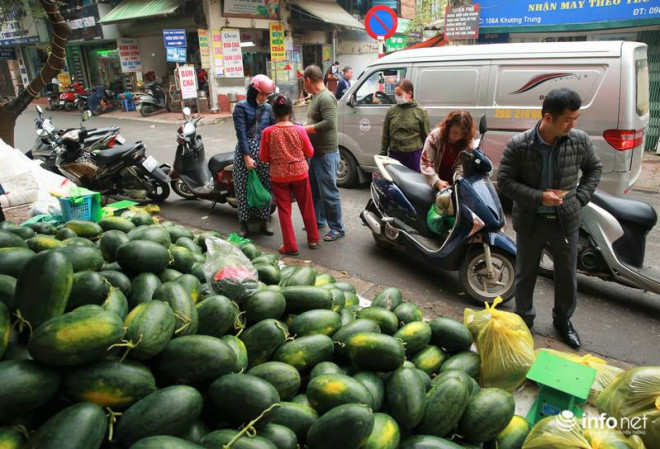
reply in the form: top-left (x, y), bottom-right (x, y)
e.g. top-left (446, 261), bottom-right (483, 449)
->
top-left (538, 244), bottom-right (554, 278)
top-left (65, 102), bottom-right (76, 111)
top-left (171, 178), bottom-right (196, 199)
top-left (459, 246), bottom-right (516, 305)
top-left (140, 105), bottom-right (155, 117)
top-left (92, 107), bottom-right (103, 116)
top-left (48, 97), bottom-right (58, 111)
top-left (77, 100), bottom-right (87, 112)
top-left (147, 180), bottom-right (170, 203)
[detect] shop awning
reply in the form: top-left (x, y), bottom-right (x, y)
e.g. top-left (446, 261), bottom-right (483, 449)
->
top-left (99, 0), bottom-right (183, 24)
top-left (292, 0), bottom-right (365, 30)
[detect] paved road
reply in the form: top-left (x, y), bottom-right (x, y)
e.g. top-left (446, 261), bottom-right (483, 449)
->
top-left (15, 108), bottom-right (660, 366)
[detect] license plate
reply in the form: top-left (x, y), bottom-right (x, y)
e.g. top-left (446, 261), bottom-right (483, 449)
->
top-left (59, 101), bottom-right (65, 105)
top-left (142, 156), bottom-right (159, 172)
top-left (116, 135), bottom-right (126, 145)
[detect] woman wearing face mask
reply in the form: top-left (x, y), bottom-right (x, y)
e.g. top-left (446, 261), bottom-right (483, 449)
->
top-left (421, 110), bottom-right (475, 190)
top-left (233, 74), bottom-right (277, 237)
top-left (379, 79), bottom-right (430, 172)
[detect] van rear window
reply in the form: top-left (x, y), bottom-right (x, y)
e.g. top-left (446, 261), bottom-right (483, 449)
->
top-left (636, 58), bottom-right (650, 117)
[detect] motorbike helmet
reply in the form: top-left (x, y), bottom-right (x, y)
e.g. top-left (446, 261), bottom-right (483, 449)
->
top-left (250, 74), bottom-right (275, 94)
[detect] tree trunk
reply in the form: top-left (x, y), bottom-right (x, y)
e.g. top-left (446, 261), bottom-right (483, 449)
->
top-left (0, 0), bottom-right (70, 147)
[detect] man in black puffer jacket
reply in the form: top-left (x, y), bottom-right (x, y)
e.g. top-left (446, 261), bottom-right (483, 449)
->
top-left (497, 88), bottom-right (602, 349)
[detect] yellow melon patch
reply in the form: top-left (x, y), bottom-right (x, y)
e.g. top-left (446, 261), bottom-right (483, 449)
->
top-left (56, 322), bottom-right (113, 343)
top-left (421, 355), bottom-right (440, 369)
top-left (400, 323), bottom-right (423, 337)
top-left (286, 350), bottom-right (307, 366)
top-left (322, 380), bottom-right (347, 395)
top-left (349, 334), bottom-right (371, 346)
top-left (82, 390), bottom-right (132, 407)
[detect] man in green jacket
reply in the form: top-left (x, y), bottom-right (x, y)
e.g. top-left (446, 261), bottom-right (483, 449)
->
top-left (303, 65), bottom-right (345, 242)
top-left (497, 88), bottom-right (602, 349)
top-left (380, 79), bottom-right (430, 172)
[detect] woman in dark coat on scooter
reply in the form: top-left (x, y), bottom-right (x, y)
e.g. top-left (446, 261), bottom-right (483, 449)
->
top-left (233, 74), bottom-right (277, 237)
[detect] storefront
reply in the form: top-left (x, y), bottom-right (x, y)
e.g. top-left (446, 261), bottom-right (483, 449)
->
top-left (477, 0), bottom-right (660, 151)
top-left (61, 3), bottom-right (121, 91)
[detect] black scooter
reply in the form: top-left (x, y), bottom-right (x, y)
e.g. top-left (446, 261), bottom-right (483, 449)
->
top-left (139, 81), bottom-right (170, 117)
top-left (168, 107), bottom-right (237, 211)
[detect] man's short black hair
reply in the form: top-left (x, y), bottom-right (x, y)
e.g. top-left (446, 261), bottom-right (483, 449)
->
top-left (542, 88), bottom-right (582, 119)
top-left (343, 66), bottom-right (352, 73)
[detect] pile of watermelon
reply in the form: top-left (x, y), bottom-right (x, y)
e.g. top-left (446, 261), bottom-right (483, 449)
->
top-left (0, 215), bottom-right (530, 449)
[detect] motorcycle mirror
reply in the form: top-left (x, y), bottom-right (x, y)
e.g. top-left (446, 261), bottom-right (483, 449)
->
top-left (36, 105), bottom-right (43, 115)
top-left (479, 115), bottom-right (487, 136)
top-left (82, 110), bottom-right (92, 121)
top-left (183, 107), bottom-right (191, 116)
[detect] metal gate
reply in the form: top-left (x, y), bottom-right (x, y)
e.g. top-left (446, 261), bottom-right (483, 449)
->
top-left (640, 31), bottom-right (660, 152)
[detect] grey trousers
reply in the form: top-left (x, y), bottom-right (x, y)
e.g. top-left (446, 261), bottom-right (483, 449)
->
top-left (514, 216), bottom-right (579, 325)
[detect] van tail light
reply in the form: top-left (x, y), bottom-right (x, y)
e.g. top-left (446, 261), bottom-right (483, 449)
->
top-left (107, 136), bottom-right (116, 147)
top-left (603, 129), bottom-right (644, 151)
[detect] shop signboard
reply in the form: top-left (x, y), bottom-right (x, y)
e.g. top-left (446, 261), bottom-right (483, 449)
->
top-left (224, 0), bottom-right (279, 19)
top-left (0, 0), bottom-right (39, 46)
top-left (178, 65), bottom-right (198, 100)
top-left (166, 47), bottom-right (187, 63)
top-left (0, 48), bottom-right (17, 60)
top-left (63, 4), bottom-right (104, 43)
top-left (117, 38), bottom-right (142, 73)
top-left (444, 5), bottom-right (480, 40)
top-left (57, 72), bottom-right (71, 89)
top-left (478, 0), bottom-right (660, 28)
top-left (198, 29), bottom-right (211, 69)
top-left (269, 22), bottom-right (285, 62)
top-left (163, 29), bottom-right (187, 48)
top-left (211, 29), bottom-right (225, 76)
top-left (222, 28), bottom-right (244, 78)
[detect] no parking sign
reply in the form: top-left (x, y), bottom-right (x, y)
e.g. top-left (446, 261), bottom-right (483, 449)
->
top-left (364, 6), bottom-right (398, 40)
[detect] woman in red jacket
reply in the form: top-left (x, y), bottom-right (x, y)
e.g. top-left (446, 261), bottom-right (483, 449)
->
top-left (260, 94), bottom-right (319, 256)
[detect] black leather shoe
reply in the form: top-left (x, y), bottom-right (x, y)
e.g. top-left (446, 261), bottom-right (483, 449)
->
top-left (516, 313), bottom-right (534, 330)
top-left (239, 222), bottom-right (249, 238)
top-left (553, 320), bottom-right (581, 349)
top-left (260, 220), bottom-right (274, 236)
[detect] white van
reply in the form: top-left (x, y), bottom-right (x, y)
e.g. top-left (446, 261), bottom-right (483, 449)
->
top-left (336, 41), bottom-right (650, 197)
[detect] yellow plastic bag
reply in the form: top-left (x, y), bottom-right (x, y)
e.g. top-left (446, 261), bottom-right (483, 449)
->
top-left (624, 398), bottom-right (659, 449)
top-left (583, 427), bottom-right (638, 449)
top-left (628, 434), bottom-right (648, 449)
top-left (597, 367), bottom-right (660, 420)
top-left (522, 414), bottom-right (591, 449)
top-left (464, 297), bottom-right (536, 391)
top-left (537, 349), bottom-right (624, 406)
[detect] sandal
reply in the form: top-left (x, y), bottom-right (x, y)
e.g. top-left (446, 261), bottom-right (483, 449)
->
top-left (279, 246), bottom-right (299, 256)
top-left (308, 242), bottom-right (320, 250)
top-left (323, 230), bottom-right (345, 242)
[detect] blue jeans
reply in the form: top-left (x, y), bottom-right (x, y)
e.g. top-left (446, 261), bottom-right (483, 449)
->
top-left (309, 151), bottom-right (345, 233)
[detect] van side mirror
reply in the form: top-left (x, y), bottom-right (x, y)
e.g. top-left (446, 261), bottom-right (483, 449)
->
top-left (36, 105), bottom-right (43, 115)
top-left (479, 115), bottom-right (487, 135)
top-left (349, 93), bottom-right (356, 108)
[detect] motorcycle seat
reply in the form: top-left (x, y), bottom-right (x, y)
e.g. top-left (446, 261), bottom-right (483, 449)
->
top-left (95, 143), bottom-right (140, 167)
top-left (592, 191), bottom-right (657, 228)
top-left (208, 153), bottom-right (234, 174)
top-left (386, 164), bottom-right (436, 209)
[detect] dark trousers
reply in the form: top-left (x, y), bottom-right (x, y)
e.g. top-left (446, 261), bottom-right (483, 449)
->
top-left (389, 149), bottom-right (422, 172)
top-left (514, 215), bottom-right (579, 324)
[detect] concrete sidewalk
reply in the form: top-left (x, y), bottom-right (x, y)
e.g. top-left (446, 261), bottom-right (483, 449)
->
top-left (634, 150), bottom-right (660, 194)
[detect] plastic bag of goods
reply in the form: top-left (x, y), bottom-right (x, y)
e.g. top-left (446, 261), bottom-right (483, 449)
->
top-left (537, 348), bottom-right (624, 406)
top-left (464, 296), bottom-right (535, 391)
top-left (522, 413), bottom-right (591, 448)
top-left (597, 366), bottom-right (660, 449)
top-left (203, 235), bottom-right (259, 302)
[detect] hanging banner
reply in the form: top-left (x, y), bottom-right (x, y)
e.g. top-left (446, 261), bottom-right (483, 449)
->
top-left (198, 29), bottom-right (211, 69)
top-left (117, 38), bottom-right (142, 73)
top-left (222, 28), bottom-right (244, 78)
top-left (269, 22), bottom-right (285, 62)
top-left (178, 65), bottom-right (198, 100)
top-left (211, 29), bottom-right (225, 76)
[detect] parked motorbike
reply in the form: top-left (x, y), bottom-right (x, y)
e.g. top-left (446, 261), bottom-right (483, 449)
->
top-left (28, 106), bottom-right (125, 173)
top-left (50, 80), bottom-right (88, 111)
top-left (35, 105), bottom-right (171, 203)
top-left (168, 107), bottom-right (237, 211)
top-left (539, 190), bottom-right (660, 294)
top-left (139, 80), bottom-right (170, 117)
top-left (360, 117), bottom-right (516, 305)
top-left (87, 86), bottom-right (118, 116)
